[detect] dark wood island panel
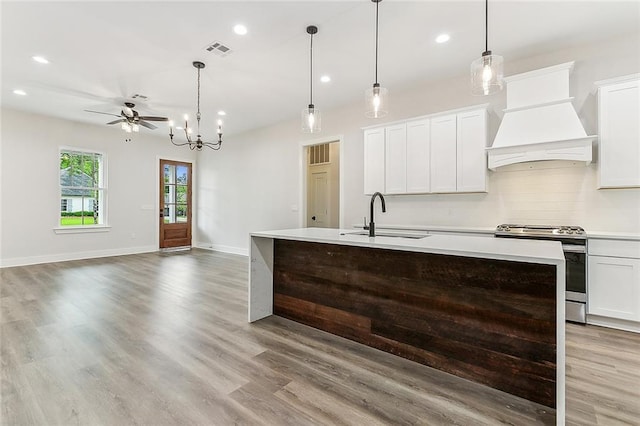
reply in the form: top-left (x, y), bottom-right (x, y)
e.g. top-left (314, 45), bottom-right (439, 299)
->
top-left (273, 239), bottom-right (558, 409)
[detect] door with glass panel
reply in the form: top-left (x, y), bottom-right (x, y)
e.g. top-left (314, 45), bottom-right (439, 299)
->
top-left (160, 160), bottom-right (192, 248)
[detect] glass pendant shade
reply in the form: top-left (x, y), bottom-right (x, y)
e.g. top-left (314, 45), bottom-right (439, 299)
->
top-left (471, 51), bottom-right (504, 96)
top-left (302, 104), bottom-right (321, 133)
top-left (365, 84), bottom-right (388, 118)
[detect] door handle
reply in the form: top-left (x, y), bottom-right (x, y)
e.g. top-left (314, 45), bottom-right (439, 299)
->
top-left (312, 216), bottom-right (316, 221)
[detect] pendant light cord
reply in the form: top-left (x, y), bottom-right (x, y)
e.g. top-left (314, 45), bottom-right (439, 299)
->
top-left (310, 31), bottom-right (313, 105)
top-left (196, 66), bottom-right (201, 134)
top-left (485, 0), bottom-right (488, 53)
top-left (375, 0), bottom-right (379, 84)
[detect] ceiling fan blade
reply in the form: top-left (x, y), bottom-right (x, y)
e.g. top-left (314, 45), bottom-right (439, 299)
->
top-left (106, 118), bottom-right (125, 125)
top-left (85, 109), bottom-right (122, 118)
top-left (139, 116), bottom-right (169, 122)
top-left (138, 120), bottom-right (157, 130)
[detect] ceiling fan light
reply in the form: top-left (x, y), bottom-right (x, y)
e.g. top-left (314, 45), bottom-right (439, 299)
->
top-left (132, 124), bottom-right (140, 132)
top-left (471, 52), bottom-right (503, 95)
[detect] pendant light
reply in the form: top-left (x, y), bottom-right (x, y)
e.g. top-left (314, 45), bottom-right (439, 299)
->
top-left (302, 25), bottom-right (321, 133)
top-left (365, 0), bottom-right (388, 118)
top-left (471, 0), bottom-right (504, 96)
top-left (471, 0), bottom-right (503, 96)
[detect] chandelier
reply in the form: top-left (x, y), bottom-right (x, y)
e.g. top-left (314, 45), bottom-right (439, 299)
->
top-left (169, 61), bottom-right (223, 150)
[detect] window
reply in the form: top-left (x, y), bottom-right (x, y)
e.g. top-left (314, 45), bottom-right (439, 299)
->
top-left (59, 149), bottom-right (105, 226)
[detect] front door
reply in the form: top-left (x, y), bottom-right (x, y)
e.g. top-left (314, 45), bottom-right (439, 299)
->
top-left (159, 159), bottom-right (192, 248)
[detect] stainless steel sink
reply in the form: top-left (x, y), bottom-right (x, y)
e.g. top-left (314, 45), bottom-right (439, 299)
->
top-left (341, 231), bottom-right (429, 239)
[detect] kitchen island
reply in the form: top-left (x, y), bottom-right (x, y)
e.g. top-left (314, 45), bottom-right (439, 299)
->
top-left (249, 227), bottom-right (566, 424)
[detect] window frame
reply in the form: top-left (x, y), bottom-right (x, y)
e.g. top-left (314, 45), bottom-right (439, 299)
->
top-left (54, 147), bottom-right (110, 234)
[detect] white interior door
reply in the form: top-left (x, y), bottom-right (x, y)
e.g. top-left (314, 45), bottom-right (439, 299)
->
top-left (308, 171), bottom-right (329, 227)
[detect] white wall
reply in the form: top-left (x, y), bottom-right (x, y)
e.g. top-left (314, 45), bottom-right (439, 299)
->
top-left (2, 34), bottom-right (638, 264)
top-left (196, 33), bottom-right (640, 255)
top-left (0, 109), bottom-right (197, 266)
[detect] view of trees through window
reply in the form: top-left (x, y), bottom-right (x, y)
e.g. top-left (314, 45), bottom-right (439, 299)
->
top-left (163, 164), bottom-right (188, 223)
top-left (59, 150), bottom-right (104, 226)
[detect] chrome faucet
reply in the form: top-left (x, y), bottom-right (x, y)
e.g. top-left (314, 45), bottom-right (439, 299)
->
top-left (369, 191), bottom-right (386, 237)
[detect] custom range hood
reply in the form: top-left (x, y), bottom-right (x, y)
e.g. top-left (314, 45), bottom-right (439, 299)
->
top-left (487, 61), bottom-right (596, 170)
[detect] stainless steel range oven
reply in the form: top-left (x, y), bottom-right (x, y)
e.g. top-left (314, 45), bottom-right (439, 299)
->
top-left (495, 224), bottom-right (587, 324)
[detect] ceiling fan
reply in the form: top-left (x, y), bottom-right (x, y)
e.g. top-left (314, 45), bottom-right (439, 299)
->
top-left (85, 102), bottom-right (168, 132)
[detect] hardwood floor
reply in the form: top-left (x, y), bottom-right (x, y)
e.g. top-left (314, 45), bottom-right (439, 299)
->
top-left (1, 249), bottom-right (639, 425)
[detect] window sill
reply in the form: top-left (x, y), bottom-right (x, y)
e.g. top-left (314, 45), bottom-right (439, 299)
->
top-left (53, 225), bottom-right (111, 234)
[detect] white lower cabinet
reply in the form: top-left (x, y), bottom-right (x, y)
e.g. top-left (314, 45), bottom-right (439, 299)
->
top-left (587, 238), bottom-right (640, 331)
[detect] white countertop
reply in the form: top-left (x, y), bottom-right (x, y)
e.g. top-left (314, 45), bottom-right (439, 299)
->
top-left (351, 223), bottom-right (496, 235)
top-left (251, 227), bottom-right (565, 265)
top-left (351, 224), bottom-right (640, 241)
top-left (586, 231), bottom-right (640, 241)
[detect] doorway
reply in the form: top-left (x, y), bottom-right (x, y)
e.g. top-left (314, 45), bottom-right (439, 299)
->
top-left (159, 159), bottom-right (192, 248)
top-left (306, 141), bottom-right (340, 228)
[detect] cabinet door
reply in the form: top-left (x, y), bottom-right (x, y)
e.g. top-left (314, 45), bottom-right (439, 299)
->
top-left (406, 119), bottom-right (430, 193)
top-left (430, 114), bottom-right (457, 193)
top-left (599, 79), bottom-right (640, 188)
top-left (364, 128), bottom-right (385, 195)
top-left (384, 124), bottom-right (407, 194)
top-left (456, 109), bottom-right (487, 192)
top-left (588, 255), bottom-right (640, 322)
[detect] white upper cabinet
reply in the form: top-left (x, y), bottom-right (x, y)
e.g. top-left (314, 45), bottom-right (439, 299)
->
top-left (384, 124), bottom-right (408, 194)
top-left (363, 105), bottom-right (487, 195)
top-left (406, 119), bottom-right (431, 193)
top-left (364, 127), bottom-right (386, 195)
top-left (430, 114), bottom-right (458, 193)
top-left (457, 109), bottom-right (488, 192)
top-left (596, 75), bottom-right (640, 188)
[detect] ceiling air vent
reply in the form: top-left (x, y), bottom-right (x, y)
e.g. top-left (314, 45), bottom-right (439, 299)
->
top-left (131, 94), bottom-right (148, 100)
top-left (205, 41), bottom-right (233, 57)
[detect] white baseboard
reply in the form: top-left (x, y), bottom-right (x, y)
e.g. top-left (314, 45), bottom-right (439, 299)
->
top-left (587, 314), bottom-right (640, 333)
top-left (0, 245), bottom-right (157, 268)
top-left (194, 241), bottom-right (249, 257)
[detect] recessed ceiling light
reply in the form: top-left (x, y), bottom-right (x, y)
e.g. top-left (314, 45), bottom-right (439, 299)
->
top-left (436, 34), bottom-right (450, 44)
top-left (13, 89), bottom-right (27, 96)
top-left (320, 75), bottom-right (331, 83)
top-left (32, 56), bottom-right (49, 64)
top-left (217, 110), bottom-right (227, 116)
top-left (233, 24), bottom-right (248, 35)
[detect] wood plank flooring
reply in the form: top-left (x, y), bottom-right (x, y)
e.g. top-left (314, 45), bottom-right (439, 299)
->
top-left (1, 249), bottom-right (639, 425)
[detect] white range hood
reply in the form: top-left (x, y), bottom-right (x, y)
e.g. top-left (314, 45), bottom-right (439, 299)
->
top-left (487, 61), bottom-right (597, 170)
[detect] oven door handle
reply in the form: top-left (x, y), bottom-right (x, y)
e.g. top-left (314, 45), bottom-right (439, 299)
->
top-left (562, 244), bottom-right (586, 253)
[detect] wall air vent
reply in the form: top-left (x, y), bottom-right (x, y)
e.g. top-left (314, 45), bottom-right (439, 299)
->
top-left (205, 41), bottom-right (233, 57)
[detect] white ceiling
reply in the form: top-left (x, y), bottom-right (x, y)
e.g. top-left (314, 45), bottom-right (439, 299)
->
top-left (2, 1), bottom-right (639, 137)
